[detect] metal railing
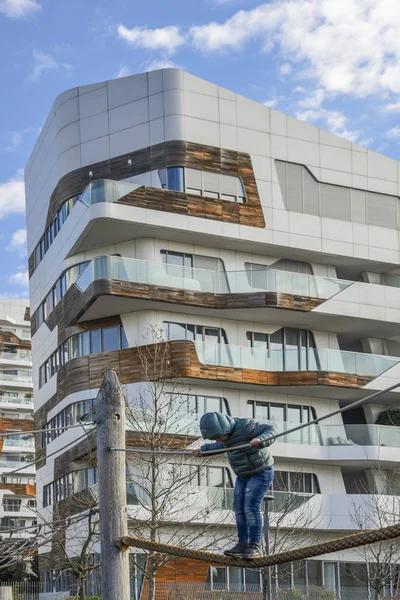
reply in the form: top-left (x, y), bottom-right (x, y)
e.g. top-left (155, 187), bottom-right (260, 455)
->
top-left (75, 255), bottom-right (351, 300)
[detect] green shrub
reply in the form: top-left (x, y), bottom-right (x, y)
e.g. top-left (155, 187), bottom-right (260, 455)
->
top-left (276, 588), bottom-right (306, 600)
top-left (308, 586), bottom-right (339, 600)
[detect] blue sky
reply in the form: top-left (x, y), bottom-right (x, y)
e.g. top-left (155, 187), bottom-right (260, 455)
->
top-left (1, 0), bottom-right (400, 297)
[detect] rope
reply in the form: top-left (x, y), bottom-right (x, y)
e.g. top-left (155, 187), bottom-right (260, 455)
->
top-left (120, 522), bottom-right (400, 568)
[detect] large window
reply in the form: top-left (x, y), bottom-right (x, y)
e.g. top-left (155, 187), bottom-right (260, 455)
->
top-left (185, 168), bottom-right (246, 203)
top-left (43, 468), bottom-right (97, 507)
top-left (206, 567), bottom-right (261, 592)
top-left (36, 261), bottom-right (89, 329)
top-left (42, 398), bottom-right (95, 447)
top-left (167, 393), bottom-right (229, 417)
top-left (161, 250), bottom-right (229, 292)
top-left (248, 400), bottom-right (316, 423)
top-left (273, 471), bottom-right (320, 494)
top-left (39, 325), bottom-right (128, 388)
top-left (247, 328), bottom-right (319, 371)
top-left (33, 195), bottom-right (80, 272)
top-left (164, 322), bottom-right (228, 344)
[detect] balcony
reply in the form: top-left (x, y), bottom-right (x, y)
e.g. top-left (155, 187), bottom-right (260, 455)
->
top-left (194, 342), bottom-right (399, 379)
top-left (126, 482), bottom-right (312, 514)
top-left (0, 461), bottom-right (35, 474)
top-left (0, 373), bottom-right (33, 389)
top-left (75, 255), bottom-right (351, 300)
top-left (0, 395), bottom-right (33, 408)
top-left (2, 438), bottom-right (34, 451)
top-left (0, 352), bottom-right (32, 366)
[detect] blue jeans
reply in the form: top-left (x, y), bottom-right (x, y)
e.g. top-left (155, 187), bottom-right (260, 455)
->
top-left (233, 468), bottom-right (274, 545)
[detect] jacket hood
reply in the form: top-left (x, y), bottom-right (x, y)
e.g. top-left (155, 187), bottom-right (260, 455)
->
top-left (200, 412), bottom-right (236, 440)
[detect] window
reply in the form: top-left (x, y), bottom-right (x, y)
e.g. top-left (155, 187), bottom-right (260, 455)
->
top-left (32, 194), bottom-right (80, 272)
top-left (166, 393), bottom-right (229, 417)
top-left (164, 321), bottom-right (228, 344)
top-left (247, 327), bottom-right (319, 371)
top-left (248, 400), bottom-right (316, 423)
top-left (159, 167), bottom-right (185, 192)
top-left (42, 398), bottom-right (95, 446)
top-left (39, 325), bottom-right (127, 388)
top-left (185, 168), bottom-right (246, 203)
top-left (36, 261), bottom-right (89, 329)
top-left (43, 468), bottom-right (98, 507)
top-left (272, 471), bottom-right (320, 494)
top-left (245, 260), bottom-right (314, 293)
top-left (161, 250), bottom-right (229, 292)
top-left (206, 567), bottom-right (261, 592)
top-left (3, 498), bottom-right (21, 512)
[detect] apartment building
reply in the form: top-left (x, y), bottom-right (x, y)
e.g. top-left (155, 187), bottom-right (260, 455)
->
top-left (25, 69), bottom-right (400, 598)
top-left (0, 298), bottom-right (36, 538)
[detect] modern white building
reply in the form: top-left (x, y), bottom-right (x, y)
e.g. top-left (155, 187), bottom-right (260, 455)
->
top-left (25, 69), bottom-right (400, 598)
top-left (0, 299), bottom-right (36, 538)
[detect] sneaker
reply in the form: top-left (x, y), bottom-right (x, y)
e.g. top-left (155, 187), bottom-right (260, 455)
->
top-left (224, 541), bottom-right (248, 557)
top-left (243, 542), bottom-right (263, 560)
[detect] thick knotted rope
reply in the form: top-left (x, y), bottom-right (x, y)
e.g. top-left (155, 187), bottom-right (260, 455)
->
top-left (120, 522), bottom-right (400, 568)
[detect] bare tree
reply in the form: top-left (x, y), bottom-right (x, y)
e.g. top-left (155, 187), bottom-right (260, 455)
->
top-left (125, 327), bottom-right (234, 600)
top-left (261, 470), bottom-right (325, 599)
top-left (40, 492), bottom-right (100, 600)
top-left (350, 470), bottom-right (400, 600)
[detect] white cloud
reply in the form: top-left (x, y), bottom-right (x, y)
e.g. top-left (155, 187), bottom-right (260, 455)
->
top-left (6, 131), bottom-right (23, 152)
top-left (8, 229), bottom-right (27, 256)
top-left (114, 65), bottom-right (131, 79)
top-left (385, 126), bottom-right (400, 139)
top-left (279, 62), bottom-right (292, 75)
top-left (0, 170), bottom-right (26, 219)
top-left (143, 59), bottom-right (182, 72)
top-left (28, 50), bottom-right (58, 82)
top-left (382, 101), bottom-right (400, 112)
top-left (117, 24), bottom-right (185, 53)
top-left (8, 271), bottom-right (29, 288)
top-left (296, 106), bottom-right (365, 144)
top-left (189, 0), bottom-right (400, 98)
top-left (264, 99), bottom-right (277, 108)
top-left (0, 0), bottom-right (40, 19)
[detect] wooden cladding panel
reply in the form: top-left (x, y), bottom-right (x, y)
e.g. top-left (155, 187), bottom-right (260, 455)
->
top-left (29, 141), bottom-right (265, 278)
top-left (32, 276), bottom-right (324, 343)
top-left (0, 484), bottom-right (36, 497)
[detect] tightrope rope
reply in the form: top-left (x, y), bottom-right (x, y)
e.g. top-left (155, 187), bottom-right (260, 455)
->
top-left (120, 522), bottom-right (400, 568)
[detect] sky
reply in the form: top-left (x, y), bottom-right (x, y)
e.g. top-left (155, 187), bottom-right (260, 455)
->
top-left (1, 0), bottom-right (400, 298)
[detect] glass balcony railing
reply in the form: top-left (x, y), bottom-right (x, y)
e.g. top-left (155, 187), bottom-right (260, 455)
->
top-left (74, 255), bottom-right (351, 300)
top-left (0, 461), bottom-right (34, 470)
top-left (0, 373), bottom-right (32, 384)
top-left (0, 396), bottom-right (33, 406)
top-left (126, 411), bottom-right (400, 449)
top-left (3, 439), bottom-right (34, 449)
top-left (0, 352), bottom-right (32, 363)
top-left (79, 179), bottom-right (142, 206)
top-left (126, 482), bottom-right (312, 513)
top-left (194, 342), bottom-right (400, 378)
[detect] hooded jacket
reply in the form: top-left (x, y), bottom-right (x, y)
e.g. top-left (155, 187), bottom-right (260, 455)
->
top-left (200, 412), bottom-right (275, 478)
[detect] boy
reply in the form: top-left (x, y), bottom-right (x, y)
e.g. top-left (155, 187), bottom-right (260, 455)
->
top-left (193, 411), bottom-right (275, 559)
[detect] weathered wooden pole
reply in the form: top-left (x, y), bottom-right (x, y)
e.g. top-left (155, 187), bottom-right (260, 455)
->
top-left (96, 369), bottom-right (130, 600)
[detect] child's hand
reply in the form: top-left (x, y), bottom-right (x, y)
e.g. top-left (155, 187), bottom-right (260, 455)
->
top-left (193, 449), bottom-right (203, 456)
top-left (250, 438), bottom-right (262, 448)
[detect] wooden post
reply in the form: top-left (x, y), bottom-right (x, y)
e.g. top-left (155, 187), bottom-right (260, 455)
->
top-left (96, 369), bottom-right (130, 600)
